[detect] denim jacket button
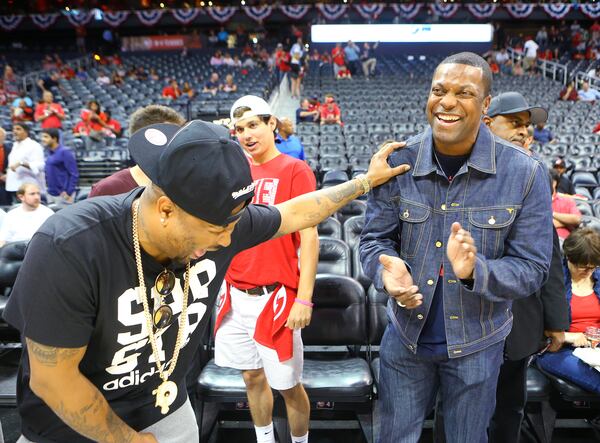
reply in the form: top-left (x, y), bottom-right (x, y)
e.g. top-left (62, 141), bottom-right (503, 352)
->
top-left (441, 204), bottom-right (446, 210)
top-left (435, 241), bottom-right (442, 248)
top-left (408, 344), bottom-right (414, 351)
top-left (417, 314), bottom-right (424, 320)
top-left (427, 279), bottom-right (434, 285)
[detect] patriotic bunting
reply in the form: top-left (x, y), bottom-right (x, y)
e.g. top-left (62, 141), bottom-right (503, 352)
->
top-left (316, 4), bottom-right (348, 21)
top-left (63, 10), bottom-right (93, 27)
top-left (0, 14), bottom-right (23, 31)
top-left (466, 4), bottom-right (497, 20)
top-left (354, 4), bottom-right (385, 21)
top-left (542, 3), bottom-right (573, 20)
top-left (30, 13), bottom-right (59, 29)
top-left (244, 5), bottom-right (273, 23)
top-left (505, 4), bottom-right (536, 19)
top-left (207, 6), bottom-right (237, 23)
top-left (103, 11), bottom-right (130, 27)
top-left (390, 4), bottom-right (422, 20)
top-left (171, 8), bottom-right (202, 25)
top-left (135, 9), bottom-right (164, 26)
top-left (580, 3), bottom-right (600, 20)
top-left (279, 5), bottom-right (311, 20)
top-left (429, 3), bottom-right (460, 19)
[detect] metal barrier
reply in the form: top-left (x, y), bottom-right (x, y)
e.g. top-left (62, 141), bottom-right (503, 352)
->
top-left (20, 55), bottom-right (92, 96)
top-left (507, 48), bottom-right (568, 84)
top-left (574, 70), bottom-right (600, 90)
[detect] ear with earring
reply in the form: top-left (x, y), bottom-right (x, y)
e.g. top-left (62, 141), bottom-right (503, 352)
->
top-left (160, 218), bottom-right (166, 225)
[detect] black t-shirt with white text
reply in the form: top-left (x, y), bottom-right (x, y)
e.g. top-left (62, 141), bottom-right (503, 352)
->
top-left (4, 189), bottom-right (281, 442)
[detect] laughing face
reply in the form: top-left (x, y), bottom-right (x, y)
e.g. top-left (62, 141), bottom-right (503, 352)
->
top-left (426, 63), bottom-right (491, 154)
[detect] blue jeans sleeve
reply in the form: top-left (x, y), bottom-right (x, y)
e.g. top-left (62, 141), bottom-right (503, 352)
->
top-left (465, 162), bottom-right (553, 302)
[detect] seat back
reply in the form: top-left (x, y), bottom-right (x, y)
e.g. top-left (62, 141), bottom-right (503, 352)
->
top-left (367, 286), bottom-right (389, 345)
top-left (302, 274), bottom-right (367, 346)
top-left (317, 238), bottom-right (351, 276)
top-left (342, 215), bottom-right (364, 251)
top-left (336, 200), bottom-right (366, 226)
top-left (317, 217), bottom-right (342, 239)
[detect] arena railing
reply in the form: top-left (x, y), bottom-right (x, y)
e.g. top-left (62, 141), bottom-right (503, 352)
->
top-left (574, 70), bottom-right (600, 91)
top-left (507, 48), bottom-right (568, 85)
top-left (20, 55), bottom-right (92, 96)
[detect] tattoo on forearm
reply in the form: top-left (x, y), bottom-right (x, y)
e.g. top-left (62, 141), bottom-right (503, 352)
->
top-left (27, 340), bottom-right (80, 367)
top-left (322, 179), bottom-right (361, 203)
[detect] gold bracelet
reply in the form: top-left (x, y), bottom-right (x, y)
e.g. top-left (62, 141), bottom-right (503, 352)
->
top-left (355, 174), bottom-right (371, 195)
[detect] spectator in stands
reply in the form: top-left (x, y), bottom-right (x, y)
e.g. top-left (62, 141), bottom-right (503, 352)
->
top-left (73, 101), bottom-right (107, 139)
top-left (320, 94), bottom-right (342, 126)
top-left (76, 66), bottom-right (88, 81)
top-left (102, 110), bottom-right (122, 138)
top-left (232, 55), bottom-right (242, 68)
top-left (0, 183), bottom-right (53, 247)
top-left (36, 70), bottom-right (61, 96)
top-left (512, 59), bottom-right (525, 76)
top-left (89, 105), bottom-right (186, 197)
top-left (487, 57), bottom-right (500, 75)
top-left (208, 29), bottom-right (219, 46)
top-left (553, 158), bottom-right (576, 195)
top-left (96, 71), bottom-right (111, 86)
top-left (331, 42), bottom-right (346, 77)
top-left (536, 26), bottom-right (549, 48)
top-left (296, 99), bottom-right (320, 123)
top-left (336, 65), bottom-right (352, 79)
top-left (111, 71), bottom-right (123, 87)
top-left (34, 91), bottom-right (64, 130)
top-left (481, 92), bottom-right (569, 443)
top-left (218, 26), bottom-right (229, 47)
top-left (289, 53), bottom-right (302, 99)
top-left (578, 80), bottom-right (600, 101)
top-left (221, 74), bottom-right (238, 93)
top-left (275, 43), bottom-right (291, 87)
top-left (222, 53), bottom-right (235, 67)
top-left (276, 118), bottom-right (305, 160)
top-left (361, 42), bottom-right (379, 78)
top-left (11, 90), bottom-right (34, 123)
top-left (290, 37), bottom-right (304, 62)
top-left (210, 50), bottom-right (223, 66)
top-left (344, 40), bottom-right (361, 76)
top-left (41, 128), bottom-right (78, 206)
top-left (6, 123), bottom-right (45, 198)
top-left (560, 79), bottom-right (579, 101)
top-left (203, 72), bottom-right (221, 96)
top-left (550, 169), bottom-right (581, 240)
top-left (536, 228), bottom-right (600, 394)
top-left (360, 52), bottom-right (553, 443)
top-left (149, 68), bottom-right (160, 81)
top-left (0, 128), bottom-right (10, 205)
top-left (182, 82), bottom-right (195, 99)
top-left (162, 79), bottom-right (181, 100)
top-left (220, 95), bottom-right (318, 443)
top-left (533, 122), bottom-right (554, 145)
top-left (523, 37), bottom-right (539, 73)
top-left (3, 65), bottom-right (19, 99)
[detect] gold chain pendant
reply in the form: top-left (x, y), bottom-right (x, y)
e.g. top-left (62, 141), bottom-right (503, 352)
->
top-left (152, 379), bottom-right (178, 414)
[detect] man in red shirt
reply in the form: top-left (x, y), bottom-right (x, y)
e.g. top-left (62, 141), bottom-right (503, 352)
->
top-left (34, 91), bottom-right (64, 129)
top-left (331, 42), bottom-right (346, 77)
top-left (550, 169), bottom-right (582, 240)
top-left (320, 94), bottom-right (342, 126)
top-left (162, 80), bottom-right (181, 100)
top-left (214, 96), bottom-right (318, 443)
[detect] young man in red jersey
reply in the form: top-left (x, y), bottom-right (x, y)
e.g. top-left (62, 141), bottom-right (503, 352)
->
top-left (214, 96), bottom-right (318, 443)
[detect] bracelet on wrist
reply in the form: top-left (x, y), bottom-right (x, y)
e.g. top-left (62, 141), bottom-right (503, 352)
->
top-left (294, 298), bottom-right (314, 308)
top-left (355, 174), bottom-right (371, 194)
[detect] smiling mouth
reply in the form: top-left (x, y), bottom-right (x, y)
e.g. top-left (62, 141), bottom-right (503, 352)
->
top-left (245, 141), bottom-right (258, 149)
top-left (436, 113), bottom-right (461, 123)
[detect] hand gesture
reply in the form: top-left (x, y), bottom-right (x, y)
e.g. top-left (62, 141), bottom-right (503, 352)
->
top-left (544, 330), bottom-right (565, 352)
top-left (568, 332), bottom-right (589, 348)
top-left (447, 222), bottom-right (476, 280)
top-left (365, 142), bottom-right (410, 188)
top-left (285, 301), bottom-right (312, 330)
top-left (379, 254), bottom-right (422, 309)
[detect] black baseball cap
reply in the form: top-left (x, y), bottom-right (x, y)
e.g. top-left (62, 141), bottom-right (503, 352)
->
top-left (128, 120), bottom-right (254, 226)
top-left (487, 92), bottom-right (548, 125)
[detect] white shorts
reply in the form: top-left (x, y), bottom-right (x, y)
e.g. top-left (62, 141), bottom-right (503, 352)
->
top-left (214, 285), bottom-right (304, 391)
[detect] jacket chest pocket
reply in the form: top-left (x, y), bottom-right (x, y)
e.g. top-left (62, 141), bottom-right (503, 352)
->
top-left (468, 207), bottom-right (517, 258)
top-left (397, 200), bottom-right (431, 258)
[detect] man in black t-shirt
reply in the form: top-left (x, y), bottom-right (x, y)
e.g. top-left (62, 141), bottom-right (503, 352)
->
top-left (4, 119), bottom-right (408, 443)
top-left (553, 157), bottom-right (576, 195)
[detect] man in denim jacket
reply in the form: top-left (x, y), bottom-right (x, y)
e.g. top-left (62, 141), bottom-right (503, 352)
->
top-left (360, 52), bottom-right (554, 443)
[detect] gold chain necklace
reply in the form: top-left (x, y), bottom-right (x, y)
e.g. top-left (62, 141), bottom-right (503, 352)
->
top-left (132, 199), bottom-right (190, 415)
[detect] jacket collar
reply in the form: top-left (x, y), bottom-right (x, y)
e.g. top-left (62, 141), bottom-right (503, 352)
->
top-left (413, 122), bottom-right (496, 177)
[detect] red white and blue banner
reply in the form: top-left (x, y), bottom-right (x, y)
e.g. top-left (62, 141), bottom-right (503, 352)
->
top-left (279, 5), bottom-right (311, 20)
top-left (63, 10), bottom-right (93, 27)
top-left (30, 13), bottom-right (59, 30)
top-left (134, 9), bottom-right (164, 26)
top-left (354, 4), bottom-right (385, 21)
top-left (244, 5), bottom-right (273, 23)
top-left (466, 4), bottom-right (497, 20)
top-left (505, 4), bottom-right (536, 19)
top-left (429, 3), bottom-right (460, 19)
top-left (580, 3), bottom-right (600, 20)
top-left (0, 14), bottom-right (23, 31)
top-left (206, 6), bottom-right (237, 23)
top-left (316, 3), bottom-right (348, 21)
top-left (103, 11), bottom-right (129, 27)
top-left (542, 3), bottom-right (573, 20)
top-left (390, 4), bottom-right (422, 20)
top-left (171, 8), bottom-right (202, 25)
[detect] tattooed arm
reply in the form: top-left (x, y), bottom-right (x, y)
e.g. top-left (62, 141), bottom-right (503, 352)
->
top-left (26, 338), bottom-right (157, 443)
top-left (274, 142), bottom-right (409, 237)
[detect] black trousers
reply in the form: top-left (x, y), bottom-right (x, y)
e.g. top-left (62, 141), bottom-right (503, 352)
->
top-left (488, 357), bottom-right (529, 443)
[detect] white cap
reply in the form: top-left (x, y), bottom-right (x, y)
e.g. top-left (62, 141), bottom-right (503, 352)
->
top-left (230, 95), bottom-right (273, 125)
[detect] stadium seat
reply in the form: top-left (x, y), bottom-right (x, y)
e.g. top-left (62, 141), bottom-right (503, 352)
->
top-left (336, 200), bottom-right (367, 226)
top-left (352, 247), bottom-right (372, 291)
top-left (575, 200), bottom-right (593, 217)
top-left (321, 169), bottom-right (349, 187)
top-left (571, 172), bottom-right (598, 188)
top-left (317, 217), bottom-right (342, 239)
top-left (317, 238), bottom-right (351, 277)
top-left (580, 215), bottom-right (600, 233)
top-left (342, 215), bottom-right (365, 251)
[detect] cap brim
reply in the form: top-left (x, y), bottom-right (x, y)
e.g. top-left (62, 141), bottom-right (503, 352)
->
top-left (128, 123), bottom-right (181, 184)
top-left (491, 105), bottom-right (548, 125)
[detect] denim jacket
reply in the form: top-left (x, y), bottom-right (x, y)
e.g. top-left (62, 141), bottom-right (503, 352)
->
top-left (360, 123), bottom-right (553, 358)
top-left (562, 261), bottom-right (600, 326)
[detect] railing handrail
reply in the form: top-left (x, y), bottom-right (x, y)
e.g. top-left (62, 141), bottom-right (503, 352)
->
top-left (507, 47), bottom-right (568, 85)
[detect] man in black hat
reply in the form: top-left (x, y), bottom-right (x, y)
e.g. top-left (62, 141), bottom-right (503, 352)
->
top-left (3, 120), bottom-right (408, 443)
top-left (553, 157), bottom-right (576, 195)
top-left (483, 91), bottom-right (570, 443)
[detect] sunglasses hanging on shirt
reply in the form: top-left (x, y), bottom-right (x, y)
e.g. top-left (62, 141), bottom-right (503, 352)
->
top-left (154, 269), bottom-right (176, 329)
